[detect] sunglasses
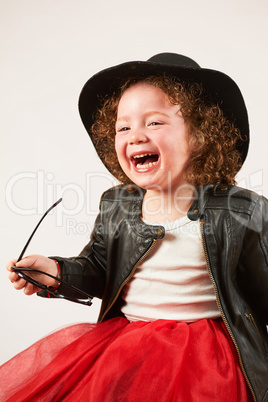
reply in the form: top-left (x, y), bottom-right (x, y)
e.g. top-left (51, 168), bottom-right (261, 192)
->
top-left (12, 198), bottom-right (93, 306)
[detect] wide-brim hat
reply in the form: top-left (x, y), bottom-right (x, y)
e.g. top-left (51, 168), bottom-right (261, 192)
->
top-left (78, 52), bottom-right (249, 178)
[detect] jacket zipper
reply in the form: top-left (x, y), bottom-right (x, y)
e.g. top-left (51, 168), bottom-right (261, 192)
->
top-left (245, 312), bottom-right (265, 347)
top-left (100, 238), bottom-right (157, 322)
top-left (200, 221), bottom-right (256, 402)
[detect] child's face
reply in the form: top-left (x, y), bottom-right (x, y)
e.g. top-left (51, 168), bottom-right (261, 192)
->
top-left (115, 83), bottom-right (191, 194)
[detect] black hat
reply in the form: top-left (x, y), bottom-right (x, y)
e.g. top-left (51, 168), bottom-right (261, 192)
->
top-left (78, 52), bottom-right (249, 176)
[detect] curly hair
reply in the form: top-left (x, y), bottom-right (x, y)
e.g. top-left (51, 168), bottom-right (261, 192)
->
top-left (91, 75), bottom-right (244, 186)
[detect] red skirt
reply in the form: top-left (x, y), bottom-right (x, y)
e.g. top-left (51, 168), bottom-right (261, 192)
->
top-left (0, 317), bottom-right (253, 401)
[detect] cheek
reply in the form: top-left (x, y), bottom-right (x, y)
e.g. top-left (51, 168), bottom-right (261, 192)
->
top-left (115, 137), bottom-right (126, 166)
top-left (114, 136), bottom-right (119, 154)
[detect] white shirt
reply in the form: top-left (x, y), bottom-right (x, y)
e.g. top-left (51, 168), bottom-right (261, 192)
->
top-left (121, 216), bottom-right (221, 322)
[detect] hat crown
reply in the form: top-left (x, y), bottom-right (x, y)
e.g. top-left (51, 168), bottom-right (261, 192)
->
top-left (147, 52), bottom-right (201, 69)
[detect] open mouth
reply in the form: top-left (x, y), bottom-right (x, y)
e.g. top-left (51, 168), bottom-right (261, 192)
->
top-left (132, 153), bottom-right (159, 169)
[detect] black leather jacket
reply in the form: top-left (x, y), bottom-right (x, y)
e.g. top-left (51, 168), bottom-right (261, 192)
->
top-left (39, 184), bottom-right (268, 401)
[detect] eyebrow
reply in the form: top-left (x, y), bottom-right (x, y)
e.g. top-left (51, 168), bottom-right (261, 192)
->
top-left (116, 111), bottom-right (170, 122)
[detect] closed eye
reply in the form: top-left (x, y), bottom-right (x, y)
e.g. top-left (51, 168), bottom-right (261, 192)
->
top-left (148, 121), bottom-right (164, 127)
top-left (116, 126), bottom-right (130, 133)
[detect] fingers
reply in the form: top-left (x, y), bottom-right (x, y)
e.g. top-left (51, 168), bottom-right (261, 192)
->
top-left (8, 271), bottom-right (40, 295)
top-left (14, 280), bottom-right (39, 295)
top-left (8, 270), bottom-right (20, 283)
top-left (12, 276), bottom-right (27, 290)
top-left (6, 256), bottom-right (37, 293)
top-left (23, 282), bottom-right (40, 296)
top-left (7, 255), bottom-right (39, 284)
top-left (6, 254), bottom-right (52, 294)
top-left (7, 259), bottom-right (19, 283)
top-left (6, 259), bottom-right (18, 271)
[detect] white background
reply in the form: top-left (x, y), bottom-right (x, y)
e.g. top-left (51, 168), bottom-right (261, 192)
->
top-left (1, 0), bottom-right (267, 365)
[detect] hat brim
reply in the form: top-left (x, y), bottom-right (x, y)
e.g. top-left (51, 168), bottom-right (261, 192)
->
top-left (78, 60), bottom-right (249, 176)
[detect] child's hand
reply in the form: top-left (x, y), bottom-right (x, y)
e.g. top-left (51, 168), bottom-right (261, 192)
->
top-left (6, 255), bottom-right (59, 295)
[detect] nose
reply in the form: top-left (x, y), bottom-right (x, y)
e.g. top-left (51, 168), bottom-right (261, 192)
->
top-left (128, 128), bottom-right (148, 145)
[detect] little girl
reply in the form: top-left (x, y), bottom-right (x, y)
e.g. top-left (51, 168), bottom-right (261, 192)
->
top-left (2, 53), bottom-right (268, 401)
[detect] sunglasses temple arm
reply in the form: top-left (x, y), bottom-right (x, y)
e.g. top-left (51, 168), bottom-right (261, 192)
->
top-left (17, 198), bottom-right (62, 263)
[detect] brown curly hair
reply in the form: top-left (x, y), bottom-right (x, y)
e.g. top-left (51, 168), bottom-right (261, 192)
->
top-left (92, 75), bottom-right (244, 186)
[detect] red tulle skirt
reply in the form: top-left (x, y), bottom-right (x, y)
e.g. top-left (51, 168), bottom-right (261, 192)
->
top-left (0, 317), bottom-right (253, 401)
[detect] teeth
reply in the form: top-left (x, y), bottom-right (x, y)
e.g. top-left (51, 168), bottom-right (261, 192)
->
top-left (137, 161), bottom-right (158, 168)
top-left (133, 153), bottom-right (153, 159)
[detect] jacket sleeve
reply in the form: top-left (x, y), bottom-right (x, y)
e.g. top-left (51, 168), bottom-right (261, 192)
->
top-left (37, 206), bottom-right (107, 301)
top-left (239, 195), bottom-right (268, 323)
